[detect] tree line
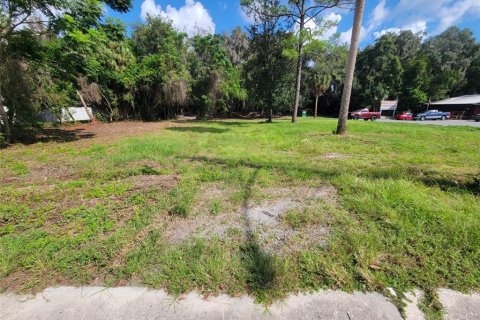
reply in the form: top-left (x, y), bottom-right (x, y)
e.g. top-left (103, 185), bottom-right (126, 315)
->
top-left (1, 0), bottom-right (479, 142)
top-left (353, 27), bottom-right (480, 113)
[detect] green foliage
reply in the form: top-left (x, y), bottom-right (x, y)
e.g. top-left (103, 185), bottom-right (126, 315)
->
top-left (221, 27), bottom-right (250, 66)
top-left (282, 208), bottom-right (318, 228)
top-left (0, 133), bottom-right (5, 148)
top-left (354, 28), bottom-right (480, 111)
top-left (243, 13), bottom-right (296, 115)
top-left (422, 27), bottom-right (479, 100)
top-left (131, 17), bottom-right (190, 120)
top-left (190, 35), bottom-right (246, 117)
top-left (419, 289), bottom-right (444, 320)
top-left (399, 57), bottom-right (430, 112)
top-left (11, 162), bottom-right (29, 176)
top-left (464, 53), bottom-right (480, 94)
top-left (355, 34), bottom-right (404, 108)
top-left (0, 0), bottom-right (133, 140)
top-left (2, 0), bottom-right (479, 140)
top-left (210, 199), bottom-right (221, 215)
top-left (307, 42), bottom-right (347, 113)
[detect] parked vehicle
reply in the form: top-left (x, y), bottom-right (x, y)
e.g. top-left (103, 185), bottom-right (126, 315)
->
top-left (473, 114), bottom-right (480, 122)
top-left (395, 112), bottom-right (413, 120)
top-left (413, 110), bottom-right (450, 121)
top-left (350, 108), bottom-right (381, 121)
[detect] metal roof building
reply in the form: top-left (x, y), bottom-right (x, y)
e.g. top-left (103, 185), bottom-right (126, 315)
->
top-left (429, 95), bottom-right (480, 119)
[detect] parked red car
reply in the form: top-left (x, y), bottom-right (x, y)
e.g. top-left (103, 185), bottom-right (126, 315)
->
top-left (395, 112), bottom-right (413, 120)
top-left (350, 108), bottom-right (381, 121)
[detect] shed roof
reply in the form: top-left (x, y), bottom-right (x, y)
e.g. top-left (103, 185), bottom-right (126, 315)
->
top-left (430, 95), bottom-right (480, 105)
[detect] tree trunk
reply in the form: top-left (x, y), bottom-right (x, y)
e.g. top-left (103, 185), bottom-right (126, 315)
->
top-left (77, 90), bottom-right (94, 121)
top-left (0, 85), bottom-right (12, 143)
top-left (99, 90), bottom-right (114, 122)
top-left (314, 95), bottom-right (319, 118)
top-left (336, 0), bottom-right (365, 135)
top-left (292, 6), bottom-right (306, 123)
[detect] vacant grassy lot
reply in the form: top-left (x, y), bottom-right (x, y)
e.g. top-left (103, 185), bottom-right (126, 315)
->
top-left (1, 118), bottom-right (479, 306)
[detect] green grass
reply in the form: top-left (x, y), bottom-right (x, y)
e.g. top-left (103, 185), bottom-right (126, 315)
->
top-left (0, 118), bottom-right (479, 308)
top-left (11, 162), bottom-right (29, 175)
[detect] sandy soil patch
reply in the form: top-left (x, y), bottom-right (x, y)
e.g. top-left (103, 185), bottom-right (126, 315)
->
top-left (164, 184), bottom-right (337, 254)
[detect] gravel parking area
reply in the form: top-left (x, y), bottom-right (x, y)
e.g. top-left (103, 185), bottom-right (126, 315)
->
top-left (378, 118), bottom-right (480, 127)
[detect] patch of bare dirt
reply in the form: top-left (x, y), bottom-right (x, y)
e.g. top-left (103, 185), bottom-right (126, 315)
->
top-left (1, 162), bottom-right (80, 187)
top-left (2, 120), bottom-right (195, 152)
top-left (0, 270), bottom-right (75, 294)
top-left (38, 121), bottom-right (190, 147)
top-left (164, 184), bottom-right (338, 255)
top-left (125, 174), bottom-right (179, 192)
top-left (163, 184), bottom-right (234, 244)
top-left (0, 271), bottom-right (31, 293)
top-left (322, 153), bottom-right (349, 159)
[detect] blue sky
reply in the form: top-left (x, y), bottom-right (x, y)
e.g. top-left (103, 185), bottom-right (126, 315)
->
top-left (106, 0), bottom-right (480, 45)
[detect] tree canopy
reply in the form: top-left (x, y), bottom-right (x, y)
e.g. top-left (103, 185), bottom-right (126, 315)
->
top-left (1, 1), bottom-right (479, 142)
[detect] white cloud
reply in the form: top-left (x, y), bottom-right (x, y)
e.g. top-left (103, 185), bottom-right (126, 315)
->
top-left (239, 6), bottom-right (255, 25)
top-left (339, 28), bottom-right (352, 44)
top-left (140, 0), bottom-right (215, 36)
top-left (392, 0), bottom-right (480, 35)
top-left (339, 26), bottom-right (367, 45)
top-left (371, 0), bottom-right (388, 26)
top-left (338, 0), bottom-right (388, 45)
top-left (319, 13), bottom-right (342, 40)
top-left (434, 0), bottom-right (480, 34)
top-left (338, 0), bottom-right (480, 44)
top-left (360, 0), bottom-right (389, 38)
top-left (373, 20), bottom-right (427, 38)
top-left (294, 12), bottom-right (342, 41)
top-left (141, 0), bottom-right (161, 18)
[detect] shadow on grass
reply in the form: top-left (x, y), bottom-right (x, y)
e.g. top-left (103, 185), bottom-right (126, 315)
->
top-left (240, 169), bottom-right (278, 300)
top-left (12, 128), bottom-right (96, 145)
top-left (208, 121), bottom-right (252, 127)
top-left (173, 119), bottom-right (267, 127)
top-left (187, 156), bottom-right (338, 179)
top-left (166, 126), bottom-right (230, 134)
top-left (186, 156), bottom-right (480, 197)
top-left (421, 176), bottom-right (480, 196)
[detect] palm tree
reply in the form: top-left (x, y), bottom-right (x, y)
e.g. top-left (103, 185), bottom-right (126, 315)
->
top-left (312, 73), bottom-right (332, 118)
top-left (336, 0), bottom-right (365, 134)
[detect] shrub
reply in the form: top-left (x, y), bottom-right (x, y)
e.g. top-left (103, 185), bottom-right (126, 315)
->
top-left (0, 133), bottom-right (6, 148)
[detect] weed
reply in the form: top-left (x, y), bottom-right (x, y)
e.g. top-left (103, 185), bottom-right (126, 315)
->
top-left (169, 204), bottom-right (189, 217)
top-left (282, 207), bottom-right (318, 229)
top-left (85, 182), bottom-right (130, 199)
top-left (210, 199), bottom-right (221, 215)
top-left (139, 166), bottom-right (160, 175)
top-left (11, 162), bottom-right (29, 175)
top-left (419, 289), bottom-right (444, 320)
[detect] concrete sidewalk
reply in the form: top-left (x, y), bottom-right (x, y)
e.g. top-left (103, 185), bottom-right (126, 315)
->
top-left (0, 286), bottom-right (408, 320)
top-left (0, 286), bottom-right (478, 320)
